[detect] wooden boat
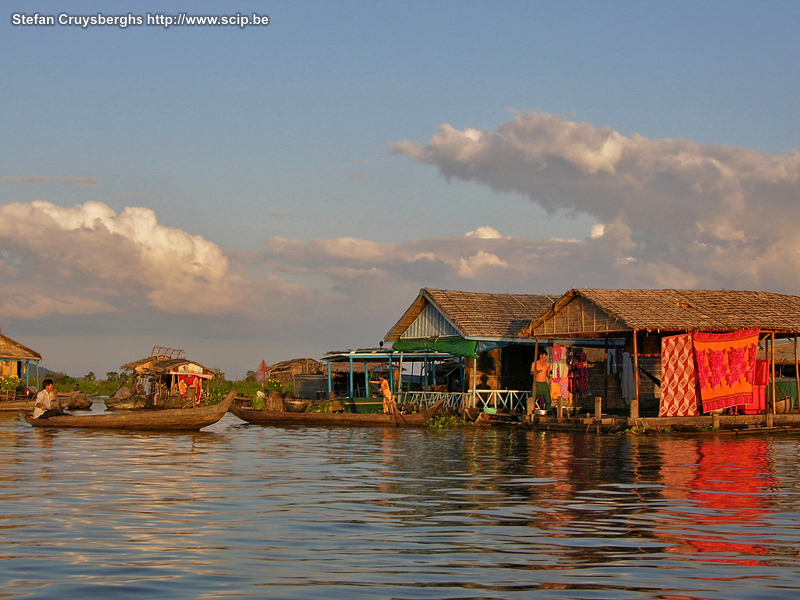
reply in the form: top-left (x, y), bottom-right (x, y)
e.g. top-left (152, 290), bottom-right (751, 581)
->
top-left (104, 394), bottom-right (148, 411)
top-left (20, 390), bottom-right (236, 431)
top-left (58, 392), bottom-right (93, 410)
top-left (229, 397), bottom-right (445, 427)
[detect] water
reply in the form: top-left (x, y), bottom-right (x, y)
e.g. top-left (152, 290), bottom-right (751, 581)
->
top-left (2, 407), bottom-right (800, 599)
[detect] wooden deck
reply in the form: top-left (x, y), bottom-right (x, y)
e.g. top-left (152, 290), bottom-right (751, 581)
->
top-left (526, 411), bottom-right (800, 434)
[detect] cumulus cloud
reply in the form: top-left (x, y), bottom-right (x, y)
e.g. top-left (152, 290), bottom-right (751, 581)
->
top-left (465, 225), bottom-right (503, 239)
top-left (265, 226), bottom-right (636, 295)
top-left (390, 110), bottom-right (800, 293)
top-left (0, 200), bottom-right (283, 318)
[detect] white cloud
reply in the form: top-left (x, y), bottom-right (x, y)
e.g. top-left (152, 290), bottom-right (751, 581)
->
top-left (465, 226), bottom-right (503, 239)
top-left (457, 251), bottom-right (509, 278)
top-left (390, 110), bottom-right (800, 293)
top-left (590, 224), bottom-right (605, 239)
top-left (0, 201), bottom-right (274, 317)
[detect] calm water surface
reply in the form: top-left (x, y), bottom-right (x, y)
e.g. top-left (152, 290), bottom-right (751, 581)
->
top-left (2, 406), bottom-right (800, 599)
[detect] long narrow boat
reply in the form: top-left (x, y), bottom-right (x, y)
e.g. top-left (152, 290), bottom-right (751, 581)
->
top-left (230, 398), bottom-right (445, 428)
top-left (20, 390), bottom-right (236, 431)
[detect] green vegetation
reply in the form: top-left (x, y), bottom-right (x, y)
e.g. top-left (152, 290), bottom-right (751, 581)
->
top-left (623, 423), bottom-right (647, 435)
top-left (48, 371), bottom-right (128, 396)
top-left (0, 375), bottom-right (22, 391)
top-left (425, 414), bottom-right (467, 429)
top-left (40, 371), bottom-right (286, 404)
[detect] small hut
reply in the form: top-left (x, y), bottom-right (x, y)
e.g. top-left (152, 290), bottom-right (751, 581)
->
top-left (120, 346), bottom-right (216, 408)
top-left (385, 288), bottom-right (560, 411)
top-left (0, 333), bottom-right (42, 400)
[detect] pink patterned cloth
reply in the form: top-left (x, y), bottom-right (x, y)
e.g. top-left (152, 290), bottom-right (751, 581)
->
top-left (660, 334), bottom-right (700, 417)
top-left (693, 329), bottom-right (759, 412)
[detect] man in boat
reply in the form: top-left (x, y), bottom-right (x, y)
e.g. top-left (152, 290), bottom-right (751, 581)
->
top-left (531, 350), bottom-right (552, 411)
top-left (33, 378), bottom-right (63, 419)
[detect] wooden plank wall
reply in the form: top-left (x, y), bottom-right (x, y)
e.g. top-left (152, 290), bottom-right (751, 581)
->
top-left (533, 297), bottom-right (631, 337)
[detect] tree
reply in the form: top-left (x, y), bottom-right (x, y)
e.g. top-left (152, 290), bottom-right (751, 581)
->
top-left (106, 371), bottom-right (120, 381)
top-left (85, 371), bottom-right (96, 381)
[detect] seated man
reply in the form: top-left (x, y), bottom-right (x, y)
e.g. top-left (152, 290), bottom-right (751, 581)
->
top-left (33, 378), bottom-right (62, 419)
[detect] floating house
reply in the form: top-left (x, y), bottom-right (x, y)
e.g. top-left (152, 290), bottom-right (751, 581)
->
top-left (320, 347), bottom-right (460, 413)
top-left (0, 332), bottom-right (42, 399)
top-left (384, 288), bottom-right (560, 412)
top-left (520, 289), bottom-right (800, 430)
top-left (119, 346), bottom-right (216, 407)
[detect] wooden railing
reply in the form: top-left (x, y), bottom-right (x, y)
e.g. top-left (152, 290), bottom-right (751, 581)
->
top-left (396, 389), bottom-right (531, 413)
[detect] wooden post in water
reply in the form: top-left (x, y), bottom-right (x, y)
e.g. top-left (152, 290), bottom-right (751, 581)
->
top-left (795, 335), bottom-right (799, 414)
top-left (594, 396), bottom-right (602, 422)
top-left (604, 336), bottom-right (609, 411)
top-left (771, 333), bottom-right (776, 418)
top-left (557, 396), bottom-right (563, 422)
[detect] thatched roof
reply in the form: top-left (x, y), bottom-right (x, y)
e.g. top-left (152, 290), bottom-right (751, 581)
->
top-left (269, 358), bottom-right (323, 375)
top-left (0, 333), bottom-right (41, 361)
top-left (522, 289), bottom-right (800, 338)
top-left (386, 288), bottom-right (560, 341)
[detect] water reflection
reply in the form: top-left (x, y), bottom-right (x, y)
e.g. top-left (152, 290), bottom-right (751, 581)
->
top-left (1, 413), bottom-right (800, 599)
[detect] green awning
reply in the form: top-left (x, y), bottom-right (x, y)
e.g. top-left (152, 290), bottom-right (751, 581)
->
top-left (392, 338), bottom-right (479, 358)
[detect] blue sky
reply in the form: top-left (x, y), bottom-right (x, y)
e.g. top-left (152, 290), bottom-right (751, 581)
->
top-left (2, 1), bottom-right (799, 378)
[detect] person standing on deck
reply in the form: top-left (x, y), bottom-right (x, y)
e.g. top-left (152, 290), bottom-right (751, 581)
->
top-left (371, 375), bottom-right (395, 414)
top-left (531, 351), bottom-right (552, 411)
top-left (33, 378), bottom-right (61, 419)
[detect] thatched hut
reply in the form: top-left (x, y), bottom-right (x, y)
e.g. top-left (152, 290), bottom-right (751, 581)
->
top-left (520, 289), bottom-right (800, 420)
top-left (0, 333), bottom-right (41, 400)
top-left (385, 288), bottom-right (560, 394)
top-left (119, 346), bottom-right (216, 407)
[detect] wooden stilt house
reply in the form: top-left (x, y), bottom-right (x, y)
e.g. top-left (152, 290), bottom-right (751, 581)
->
top-left (520, 289), bottom-right (800, 420)
top-left (0, 333), bottom-right (42, 400)
top-left (385, 288), bottom-right (560, 412)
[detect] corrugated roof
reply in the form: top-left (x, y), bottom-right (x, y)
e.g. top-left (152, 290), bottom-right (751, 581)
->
top-left (386, 288), bottom-right (560, 341)
top-left (524, 289), bottom-right (800, 336)
top-left (0, 333), bottom-right (41, 361)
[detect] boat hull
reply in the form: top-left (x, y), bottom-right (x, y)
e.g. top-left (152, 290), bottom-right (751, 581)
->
top-left (20, 390), bottom-right (235, 431)
top-left (229, 398), bottom-right (444, 428)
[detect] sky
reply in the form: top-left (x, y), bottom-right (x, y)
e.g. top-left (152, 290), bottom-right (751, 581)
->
top-left (2, 1), bottom-right (799, 379)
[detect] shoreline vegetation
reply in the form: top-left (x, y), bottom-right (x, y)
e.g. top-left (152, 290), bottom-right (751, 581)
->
top-left (29, 370), bottom-right (268, 405)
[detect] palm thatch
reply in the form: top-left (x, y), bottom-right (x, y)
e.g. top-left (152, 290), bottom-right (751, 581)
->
top-left (522, 289), bottom-right (800, 338)
top-left (386, 288), bottom-right (560, 341)
top-left (0, 333), bottom-right (41, 361)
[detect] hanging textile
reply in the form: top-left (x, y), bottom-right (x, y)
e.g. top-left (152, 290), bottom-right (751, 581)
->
top-left (550, 344), bottom-right (569, 400)
top-left (178, 374), bottom-right (200, 398)
top-left (693, 329), bottom-right (759, 413)
top-left (620, 351), bottom-right (636, 400)
top-left (659, 333), bottom-right (700, 417)
top-left (568, 348), bottom-right (589, 396)
top-left (744, 359), bottom-right (770, 415)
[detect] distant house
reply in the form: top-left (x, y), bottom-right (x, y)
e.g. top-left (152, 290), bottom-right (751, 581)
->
top-left (267, 358), bottom-right (327, 398)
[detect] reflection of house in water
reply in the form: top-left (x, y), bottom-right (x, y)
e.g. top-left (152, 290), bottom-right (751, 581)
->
top-left (656, 436), bottom-right (775, 562)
